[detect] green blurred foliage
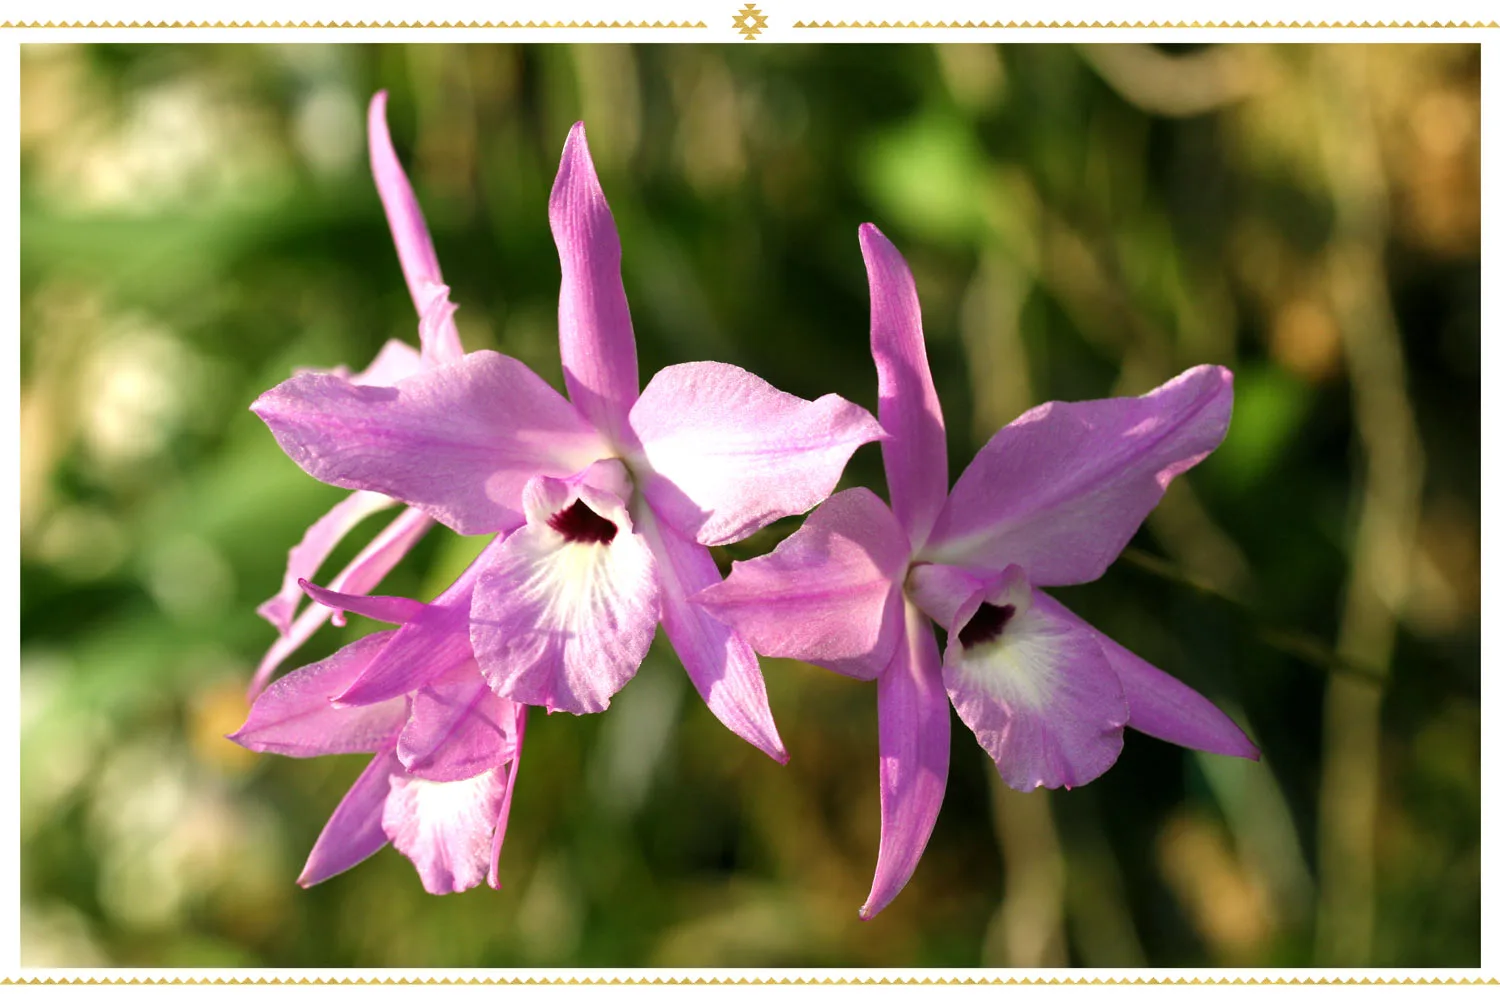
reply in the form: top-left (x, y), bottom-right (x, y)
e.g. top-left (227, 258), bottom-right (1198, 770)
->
top-left (19, 43), bottom-right (1479, 968)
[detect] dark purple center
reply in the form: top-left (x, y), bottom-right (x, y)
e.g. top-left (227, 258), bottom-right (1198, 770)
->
top-left (958, 602), bottom-right (1016, 650)
top-left (548, 500), bottom-right (618, 545)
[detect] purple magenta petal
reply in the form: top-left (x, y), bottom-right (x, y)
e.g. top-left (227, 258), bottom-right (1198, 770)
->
top-left (299, 749), bottom-right (403, 887)
top-left (368, 90), bottom-right (463, 366)
top-left (384, 766), bottom-right (508, 895)
top-left (350, 338), bottom-right (424, 387)
top-left (257, 490), bottom-right (397, 636)
top-left (943, 586), bottom-right (1128, 792)
top-left (471, 470), bottom-right (660, 714)
top-left (550, 122), bottom-right (639, 446)
top-left (694, 488), bottom-right (908, 681)
top-left (629, 361), bottom-right (886, 546)
top-left (231, 632), bottom-right (407, 758)
top-left (298, 579), bottom-right (426, 627)
top-left (861, 603), bottom-right (950, 920)
top-left (1039, 597), bottom-right (1260, 760)
top-left (249, 505), bottom-right (433, 697)
top-left (251, 351), bottom-right (609, 536)
top-left (635, 505), bottom-right (787, 764)
top-left (399, 675), bottom-right (521, 782)
top-left (488, 705), bottom-right (527, 889)
top-left (859, 224), bottom-right (949, 550)
top-left (925, 365), bottom-right (1234, 587)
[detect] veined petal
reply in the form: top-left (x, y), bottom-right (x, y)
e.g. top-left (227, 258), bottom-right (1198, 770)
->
top-left (862, 602), bottom-right (950, 920)
top-left (299, 750), bottom-right (402, 887)
top-left (925, 365), bottom-right (1234, 587)
top-left (258, 490), bottom-right (397, 636)
top-left (636, 504), bottom-right (787, 764)
top-left (298, 579), bottom-right (425, 627)
top-left (368, 90), bottom-right (463, 366)
top-left (251, 350), bottom-right (610, 536)
top-left (231, 632), bottom-right (407, 758)
top-left (488, 705), bottom-right (527, 889)
top-left (350, 338), bottom-right (424, 387)
top-left (1040, 598), bottom-right (1260, 760)
top-left (471, 469), bottom-right (660, 714)
top-left (859, 224), bottom-right (948, 550)
top-left (383, 767), bottom-right (508, 895)
top-left (944, 584), bottom-right (1128, 792)
top-left (550, 122), bottom-right (639, 445)
top-left (249, 506), bottom-right (433, 697)
top-left (694, 488), bottom-right (908, 681)
top-left (629, 362), bottom-right (886, 546)
top-left (399, 674), bottom-right (521, 782)
top-left (333, 535), bottom-right (509, 708)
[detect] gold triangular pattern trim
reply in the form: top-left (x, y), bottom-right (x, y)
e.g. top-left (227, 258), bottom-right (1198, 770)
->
top-left (789, 18), bottom-right (1498, 27)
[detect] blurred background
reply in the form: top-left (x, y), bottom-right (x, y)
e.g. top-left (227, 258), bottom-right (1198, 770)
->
top-left (19, 43), bottom-right (1479, 968)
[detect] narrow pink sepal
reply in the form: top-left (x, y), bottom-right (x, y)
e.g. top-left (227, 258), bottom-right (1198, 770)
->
top-left (549, 121), bottom-right (639, 445)
top-left (258, 490), bottom-right (397, 635)
top-left (299, 749), bottom-right (403, 887)
top-left (488, 704), bottom-right (528, 890)
top-left (861, 603), bottom-right (950, 920)
top-left (859, 224), bottom-right (949, 550)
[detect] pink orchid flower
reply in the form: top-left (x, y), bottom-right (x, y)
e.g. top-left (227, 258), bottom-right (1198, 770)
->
top-left (250, 116), bottom-right (885, 762)
top-left (251, 91), bottom-right (468, 696)
top-left (232, 553), bottom-right (526, 895)
top-left (695, 225), bottom-right (1259, 919)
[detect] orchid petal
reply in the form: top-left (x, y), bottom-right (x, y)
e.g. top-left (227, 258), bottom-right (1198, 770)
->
top-left (350, 338), bottom-right (424, 387)
top-left (859, 224), bottom-right (948, 549)
top-left (694, 488), bottom-right (908, 681)
top-left (399, 677), bottom-right (520, 782)
top-left (925, 365), bottom-right (1234, 587)
top-left (861, 602), bottom-right (950, 920)
top-left (629, 362), bottom-right (886, 546)
top-left (258, 490), bottom-right (397, 636)
top-left (299, 750), bottom-right (402, 887)
top-left (944, 586), bottom-right (1128, 792)
top-left (231, 632), bottom-right (407, 758)
top-left (249, 506), bottom-right (433, 697)
top-left (333, 536), bottom-right (508, 708)
top-left (251, 351), bottom-right (609, 536)
top-left (1041, 598), bottom-right (1260, 760)
top-left (636, 505), bottom-right (787, 764)
top-left (384, 766), bottom-right (508, 895)
top-left (488, 705), bottom-right (527, 889)
top-left (550, 122), bottom-right (639, 444)
top-left (471, 470), bottom-right (659, 714)
top-left (368, 90), bottom-right (463, 366)
top-left (298, 579), bottom-right (425, 627)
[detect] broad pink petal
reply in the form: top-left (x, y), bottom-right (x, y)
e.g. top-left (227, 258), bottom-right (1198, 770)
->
top-left (488, 705), bottom-right (527, 889)
top-left (629, 362), bottom-right (886, 546)
top-left (350, 338), bottom-right (424, 387)
top-left (550, 122), bottom-right (639, 445)
top-left (399, 677), bottom-right (521, 782)
top-left (368, 90), bottom-right (463, 366)
top-left (471, 470), bottom-right (660, 714)
top-left (944, 587), bottom-right (1128, 791)
top-left (1042, 598), bottom-right (1259, 760)
top-left (231, 632), bottom-right (407, 758)
top-left (694, 488), bottom-right (908, 681)
top-left (925, 365), bottom-right (1234, 587)
top-left (859, 224), bottom-right (948, 549)
top-left (249, 505), bottom-right (433, 697)
top-left (299, 750), bottom-right (402, 887)
top-left (333, 536), bottom-right (508, 707)
top-left (636, 505), bottom-right (787, 764)
top-left (861, 603), bottom-right (950, 920)
top-left (251, 351), bottom-right (609, 536)
top-left (258, 490), bottom-right (397, 635)
top-left (383, 766), bottom-right (508, 895)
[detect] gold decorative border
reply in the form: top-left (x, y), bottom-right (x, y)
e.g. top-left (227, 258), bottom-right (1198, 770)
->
top-left (0, 19), bottom-right (708, 28)
top-left (0, 977), bottom-right (1493, 985)
top-left (791, 18), bottom-right (1499, 27)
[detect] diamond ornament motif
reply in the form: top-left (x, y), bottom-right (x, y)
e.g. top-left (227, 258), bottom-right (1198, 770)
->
top-left (733, 2), bottom-right (767, 39)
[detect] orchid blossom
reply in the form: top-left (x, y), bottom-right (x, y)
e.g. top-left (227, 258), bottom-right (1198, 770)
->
top-left (232, 551), bottom-right (526, 894)
top-left (250, 117), bottom-right (884, 762)
top-left (251, 91), bottom-right (468, 696)
top-left (695, 224), bottom-right (1258, 919)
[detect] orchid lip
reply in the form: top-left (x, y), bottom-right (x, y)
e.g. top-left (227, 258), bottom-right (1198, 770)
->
top-left (957, 602), bottom-right (1015, 649)
top-left (548, 499), bottom-right (619, 544)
